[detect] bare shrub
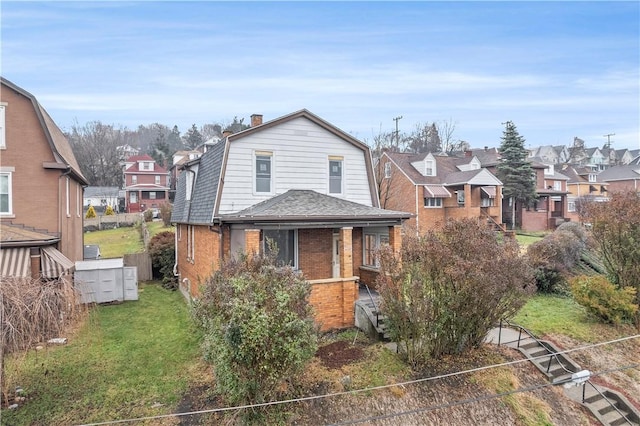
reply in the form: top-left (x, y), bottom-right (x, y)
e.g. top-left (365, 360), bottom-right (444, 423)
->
top-left (1, 276), bottom-right (88, 404)
top-left (377, 219), bottom-right (535, 367)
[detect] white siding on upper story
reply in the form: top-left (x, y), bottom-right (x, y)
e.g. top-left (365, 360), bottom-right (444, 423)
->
top-left (219, 117), bottom-right (373, 213)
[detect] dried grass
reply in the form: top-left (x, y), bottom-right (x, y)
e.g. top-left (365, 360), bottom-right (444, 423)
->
top-left (0, 276), bottom-right (89, 404)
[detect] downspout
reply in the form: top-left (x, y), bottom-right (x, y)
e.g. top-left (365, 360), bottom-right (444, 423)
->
top-left (415, 185), bottom-right (419, 235)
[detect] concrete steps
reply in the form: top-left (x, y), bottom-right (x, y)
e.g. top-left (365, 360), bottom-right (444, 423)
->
top-left (489, 324), bottom-right (639, 426)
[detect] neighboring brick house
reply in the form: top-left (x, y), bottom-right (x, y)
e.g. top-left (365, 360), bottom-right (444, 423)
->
top-left (171, 110), bottom-right (410, 331)
top-left (0, 77), bottom-right (88, 279)
top-left (168, 150), bottom-right (201, 202)
top-left (508, 161), bottom-right (570, 231)
top-left (560, 165), bottom-right (608, 222)
top-left (123, 154), bottom-right (170, 213)
top-left (378, 150), bottom-right (503, 234)
top-left (598, 164), bottom-right (640, 194)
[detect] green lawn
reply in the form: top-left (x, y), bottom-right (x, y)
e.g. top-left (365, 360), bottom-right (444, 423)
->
top-left (84, 222), bottom-right (175, 258)
top-left (84, 226), bottom-right (144, 258)
top-left (513, 294), bottom-right (600, 341)
top-left (147, 220), bottom-right (175, 238)
top-left (2, 283), bottom-right (204, 425)
top-left (514, 233), bottom-right (545, 249)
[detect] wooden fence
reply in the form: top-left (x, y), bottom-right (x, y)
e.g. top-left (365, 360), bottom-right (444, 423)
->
top-left (123, 252), bottom-right (152, 281)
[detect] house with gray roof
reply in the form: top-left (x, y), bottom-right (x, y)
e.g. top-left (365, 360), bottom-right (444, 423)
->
top-left (171, 109), bottom-right (411, 331)
top-left (598, 164), bottom-right (640, 194)
top-left (379, 150), bottom-right (504, 234)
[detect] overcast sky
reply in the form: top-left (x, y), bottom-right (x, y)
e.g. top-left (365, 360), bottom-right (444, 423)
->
top-left (2, 1), bottom-right (639, 150)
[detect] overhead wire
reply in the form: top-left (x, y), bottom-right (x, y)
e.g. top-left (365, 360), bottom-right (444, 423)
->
top-left (76, 333), bottom-right (640, 426)
top-left (330, 363), bottom-right (640, 425)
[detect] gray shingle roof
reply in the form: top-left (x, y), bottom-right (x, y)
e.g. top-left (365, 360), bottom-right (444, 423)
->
top-left (170, 168), bottom-right (189, 223)
top-left (221, 190), bottom-right (410, 224)
top-left (84, 186), bottom-right (120, 198)
top-left (598, 164), bottom-right (640, 181)
top-left (189, 141), bottom-right (225, 224)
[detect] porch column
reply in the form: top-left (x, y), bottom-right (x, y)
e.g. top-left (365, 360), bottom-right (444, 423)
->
top-left (339, 227), bottom-right (353, 278)
top-left (464, 184), bottom-right (472, 210)
top-left (244, 229), bottom-right (261, 256)
top-left (388, 225), bottom-right (402, 254)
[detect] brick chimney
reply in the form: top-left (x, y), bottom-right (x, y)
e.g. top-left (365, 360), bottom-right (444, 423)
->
top-left (251, 114), bottom-right (263, 127)
top-left (465, 149), bottom-right (472, 157)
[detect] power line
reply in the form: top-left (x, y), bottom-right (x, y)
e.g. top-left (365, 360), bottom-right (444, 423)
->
top-left (330, 363), bottom-right (640, 425)
top-left (76, 334), bottom-right (640, 426)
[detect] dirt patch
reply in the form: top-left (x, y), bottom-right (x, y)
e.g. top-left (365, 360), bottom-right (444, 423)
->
top-left (315, 340), bottom-right (365, 369)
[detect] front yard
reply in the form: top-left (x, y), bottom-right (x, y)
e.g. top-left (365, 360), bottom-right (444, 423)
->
top-left (1, 283), bottom-right (204, 425)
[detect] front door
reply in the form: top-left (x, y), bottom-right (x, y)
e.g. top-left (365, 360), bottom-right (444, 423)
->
top-left (332, 234), bottom-right (340, 278)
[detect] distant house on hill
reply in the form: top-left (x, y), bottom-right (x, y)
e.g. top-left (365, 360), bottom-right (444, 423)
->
top-left (84, 186), bottom-right (120, 213)
top-left (123, 154), bottom-right (170, 213)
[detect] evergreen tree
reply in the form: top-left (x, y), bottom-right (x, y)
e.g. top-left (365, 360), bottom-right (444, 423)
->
top-left (496, 121), bottom-right (536, 229)
top-left (182, 124), bottom-right (204, 149)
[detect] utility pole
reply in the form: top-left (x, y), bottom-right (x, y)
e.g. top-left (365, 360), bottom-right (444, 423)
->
top-left (603, 133), bottom-right (615, 149)
top-left (393, 115), bottom-right (403, 148)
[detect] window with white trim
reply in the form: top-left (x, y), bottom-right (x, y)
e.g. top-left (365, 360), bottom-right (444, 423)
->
top-left (424, 197), bottom-right (443, 208)
top-left (329, 157), bottom-right (343, 194)
top-left (155, 175), bottom-right (160, 185)
top-left (66, 177), bottom-right (70, 217)
top-left (149, 191), bottom-right (157, 199)
top-left (568, 201), bottom-right (576, 212)
top-left (0, 172), bottom-right (12, 214)
top-left (187, 225), bottom-right (195, 262)
top-left (425, 159), bottom-right (434, 176)
top-left (384, 162), bottom-right (391, 179)
top-left (456, 190), bottom-right (465, 206)
top-left (76, 185), bottom-right (81, 217)
top-left (0, 104), bottom-right (6, 149)
top-left (132, 175), bottom-right (138, 185)
top-left (263, 229), bottom-right (297, 268)
top-left (588, 174), bottom-right (596, 182)
top-left (553, 181), bottom-right (562, 191)
top-left (363, 230), bottom-right (389, 267)
top-left (255, 151), bottom-right (272, 193)
top-left (130, 192), bottom-right (137, 204)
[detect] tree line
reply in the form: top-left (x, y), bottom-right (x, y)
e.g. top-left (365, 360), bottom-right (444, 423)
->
top-left (67, 117), bottom-right (249, 187)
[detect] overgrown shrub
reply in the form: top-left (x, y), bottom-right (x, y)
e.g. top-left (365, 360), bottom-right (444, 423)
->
top-left (85, 205), bottom-right (96, 219)
top-left (570, 275), bottom-right (638, 324)
top-left (585, 191), bottom-right (640, 326)
top-left (192, 253), bottom-right (317, 422)
top-left (148, 231), bottom-right (176, 289)
top-left (159, 203), bottom-right (172, 226)
top-left (143, 209), bottom-right (153, 222)
top-left (1, 277), bottom-right (88, 403)
top-left (377, 218), bottom-right (535, 367)
top-left (527, 226), bottom-right (587, 294)
top-left (104, 205), bottom-right (115, 215)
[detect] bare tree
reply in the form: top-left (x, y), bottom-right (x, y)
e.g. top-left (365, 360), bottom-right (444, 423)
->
top-left (68, 121), bottom-right (126, 187)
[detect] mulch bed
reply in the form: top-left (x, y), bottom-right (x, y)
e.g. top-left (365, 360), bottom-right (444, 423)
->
top-left (315, 341), bottom-right (365, 369)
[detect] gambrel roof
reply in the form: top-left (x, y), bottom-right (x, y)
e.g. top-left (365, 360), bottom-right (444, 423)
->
top-left (171, 109), bottom-right (406, 226)
top-left (1, 77), bottom-right (88, 185)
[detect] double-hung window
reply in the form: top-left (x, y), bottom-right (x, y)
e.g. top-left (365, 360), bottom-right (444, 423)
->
top-left (263, 229), bottom-right (297, 268)
top-left (132, 175), bottom-right (138, 185)
top-left (363, 230), bottom-right (389, 267)
top-left (0, 170), bottom-right (13, 215)
top-left (329, 156), bottom-right (343, 194)
top-left (255, 151), bottom-right (272, 193)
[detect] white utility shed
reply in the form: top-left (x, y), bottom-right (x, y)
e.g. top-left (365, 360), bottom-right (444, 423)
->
top-left (74, 258), bottom-right (138, 304)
